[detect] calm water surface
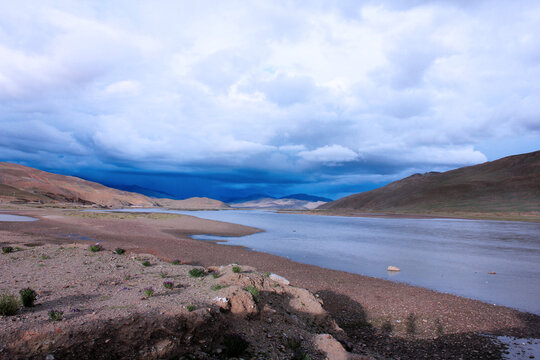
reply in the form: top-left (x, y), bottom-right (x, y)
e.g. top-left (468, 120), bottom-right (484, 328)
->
top-left (0, 214), bottom-right (37, 222)
top-left (113, 209), bottom-right (540, 314)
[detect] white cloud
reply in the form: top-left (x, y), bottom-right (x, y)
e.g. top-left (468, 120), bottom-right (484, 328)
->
top-left (0, 0), bottom-right (538, 184)
top-left (299, 145), bottom-right (358, 163)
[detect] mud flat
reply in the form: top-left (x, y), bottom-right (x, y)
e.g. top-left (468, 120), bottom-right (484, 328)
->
top-left (1, 207), bottom-right (539, 359)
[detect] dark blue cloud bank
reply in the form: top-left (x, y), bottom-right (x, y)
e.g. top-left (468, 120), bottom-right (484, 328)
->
top-left (1, 1), bottom-right (539, 200)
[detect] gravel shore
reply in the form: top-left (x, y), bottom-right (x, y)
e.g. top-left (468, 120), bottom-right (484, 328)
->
top-left (1, 207), bottom-right (539, 359)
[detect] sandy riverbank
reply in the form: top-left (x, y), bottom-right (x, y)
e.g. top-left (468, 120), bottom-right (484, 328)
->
top-left (1, 207), bottom-right (539, 359)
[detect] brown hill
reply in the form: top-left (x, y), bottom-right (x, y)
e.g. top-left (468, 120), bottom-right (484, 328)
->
top-left (155, 197), bottom-right (231, 210)
top-left (0, 162), bottom-right (157, 208)
top-left (319, 151), bottom-right (540, 215)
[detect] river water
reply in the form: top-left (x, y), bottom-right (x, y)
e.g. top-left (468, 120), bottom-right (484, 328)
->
top-left (111, 209), bottom-right (540, 315)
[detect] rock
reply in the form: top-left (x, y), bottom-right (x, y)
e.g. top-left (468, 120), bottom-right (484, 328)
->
top-left (269, 273), bottom-right (290, 285)
top-left (387, 266), bottom-right (400, 272)
top-left (223, 286), bottom-right (258, 317)
top-left (313, 334), bottom-right (348, 360)
top-left (488, 271), bottom-right (496, 275)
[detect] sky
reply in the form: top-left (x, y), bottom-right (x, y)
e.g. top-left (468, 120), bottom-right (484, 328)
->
top-left (1, 1), bottom-right (539, 200)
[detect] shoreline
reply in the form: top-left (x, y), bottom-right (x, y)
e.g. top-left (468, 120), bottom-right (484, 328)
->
top-left (279, 209), bottom-right (540, 223)
top-left (1, 207), bottom-right (539, 358)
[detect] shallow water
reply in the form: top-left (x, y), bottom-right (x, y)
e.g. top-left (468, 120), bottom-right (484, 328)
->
top-left (109, 209), bottom-right (540, 314)
top-left (0, 214), bottom-right (37, 222)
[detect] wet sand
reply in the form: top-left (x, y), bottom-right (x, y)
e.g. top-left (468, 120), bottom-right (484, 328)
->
top-left (1, 207), bottom-right (539, 358)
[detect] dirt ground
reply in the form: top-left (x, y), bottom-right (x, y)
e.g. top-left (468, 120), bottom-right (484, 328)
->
top-left (1, 207), bottom-right (539, 359)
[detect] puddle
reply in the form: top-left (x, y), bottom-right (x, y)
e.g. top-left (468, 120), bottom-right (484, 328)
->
top-left (0, 214), bottom-right (37, 222)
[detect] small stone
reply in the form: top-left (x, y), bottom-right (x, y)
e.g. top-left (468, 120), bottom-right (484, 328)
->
top-left (45, 355), bottom-right (55, 360)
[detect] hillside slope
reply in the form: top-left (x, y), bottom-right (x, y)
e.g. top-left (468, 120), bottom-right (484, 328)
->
top-left (319, 151), bottom-right (540, 214)
top-left (0, 162), bottom-right (157, 207)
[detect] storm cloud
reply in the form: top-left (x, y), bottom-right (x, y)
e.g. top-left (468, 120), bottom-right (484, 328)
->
top-left (1, 1), bottom-right (539, 199)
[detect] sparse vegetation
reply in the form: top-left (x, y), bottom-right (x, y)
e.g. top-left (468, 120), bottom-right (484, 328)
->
top-left (114, 248), bottom-right (125, 255)
top-left (406, 313), bottom-right (417, 335)
top-left (160, 271), bottom-right (168, 278)
top-left (263, 271), bottom-right (271, 278)
top-left (2, 246), bottom-right (14, 254)
top-left (48, 309), bottom-right (63, 321)
top-left (141, 260), bottom-right (151, 267)
top-left (223, 334), bottom-right (249, 357)
top-left (19, 288), bottom-right (37, 307)
top-left (143, 287), bottom-right (154, 298)
top-left (381, 319), bottom-right (393, 334)
top-left (189, 268), bottom-right (205, 278)
top-left (211, 284), bottom-right (226, 291)
top-left (292, 350), bottom-right (311, 360)
top-left (88, 244), bottom-right (102, 252)
top-left (163, 281), bottom-right (174, 289)
top-left (0, 294), bottom-right (19, 316)
top-left (232, 265), bottom-right (242, 273)
top-left (186, 305), bottom-right (196, 312)
top-left (171, 259), bottom-right (181, 265)
top-left (40, 254), bottom-right (50, 260)
top-left (244, 285), bottom-right (259, 297)
top-left (212, 272), bottom-right (220, 279)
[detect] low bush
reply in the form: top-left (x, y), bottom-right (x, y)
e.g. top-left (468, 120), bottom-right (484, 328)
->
top-left (19, 288), bottom-right (37, 307)
top-left (143, 287), bottom-right (154, 298)
top-left (160, 271), bottom-right (168, 278)
top-left (211, 284), bottom-right (225, 291)
top-left (186, 305), bottom-right (196, 312)
top-left (232, 266), bottom-right (242, 273)
top-left (163, 281), bottom-right (174, 289)
top-left (171, 259), bottom-right (181, 265)
top-left (88, 244), bottom-right (102, 252)
top-left (1, 246), bottom-right (14, 254)
top-left (189, 268), bottom-right (205, 278)
top-left (114, 248), bottom-right (125, 255)
top-left (141, 260), bottom-right (151, 267)
top-left (0, 294), bottom-right (19, 316)
top-left (48, 309), bottom-right (63, 321)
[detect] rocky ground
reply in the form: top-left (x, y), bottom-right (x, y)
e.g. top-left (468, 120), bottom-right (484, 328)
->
top-left (1, 208), bottom-right (539, 359)
top-left (0, 243), bottom-right (373, 360)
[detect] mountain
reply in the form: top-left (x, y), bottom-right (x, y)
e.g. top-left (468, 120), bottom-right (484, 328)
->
top-left (319, 151), bottom-right (540, 215)
top-left (279, 193), bottom-right (332, 202)
top-left (225, 193), bottom-right (274, 204)
top-left (105, 184), bottom-right (175, 199)
top-left (0, 162), bottom-right (229, 209)
top-left (230, 198), bottom-right (326, 210)
top-left (0, 162), bottom-right (156, 207)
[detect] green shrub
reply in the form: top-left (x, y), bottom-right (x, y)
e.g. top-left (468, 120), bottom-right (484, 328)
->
top-left (263, 272), bottom-right (271, 278)
top-left (19, 288), bottom-right (37, 307)
top-left (163, 281), bottom-right (174, 289)
top-left (40, 254), bottom-right (50, 260)
top-left (232, 266), bottom-right (242, 273)
top-left (244, 285), bottom-right (259, 297)
top-left (1, 246), bottom-right (14, 254)
top-left (88, 244), bottom-right (102, 252)
top-left (211, 284), bottom-right (225, 291)
top-left (171, 259), bottom-right (181, 265)
top-left (114, 248), bottom-right (125, 255)
top-left (189, 268), bottom-right (205, 278)
top-left (186, 305), bottom-right (196, 312)
top-left (143, 287), bottom-right (154, 298)
top-left (48, 309), bottom-right (63, 321)
top-left (141, 260), bottom-right (151, 267)
top-left (0, 294), bottom-right (19, 316)
top-left (160, 271), bottom-right (168, 278)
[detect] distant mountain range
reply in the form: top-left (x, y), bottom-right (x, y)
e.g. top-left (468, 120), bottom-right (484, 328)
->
top-left (227, 193), bottom-right (332, 204)
top-left (105, 184), bottom-right (175, 199)
top-left (319, 150), bottom-right (540, 215)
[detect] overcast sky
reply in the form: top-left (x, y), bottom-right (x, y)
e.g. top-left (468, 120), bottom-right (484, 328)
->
top-left (1, 1), bottom-right (539, 199)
